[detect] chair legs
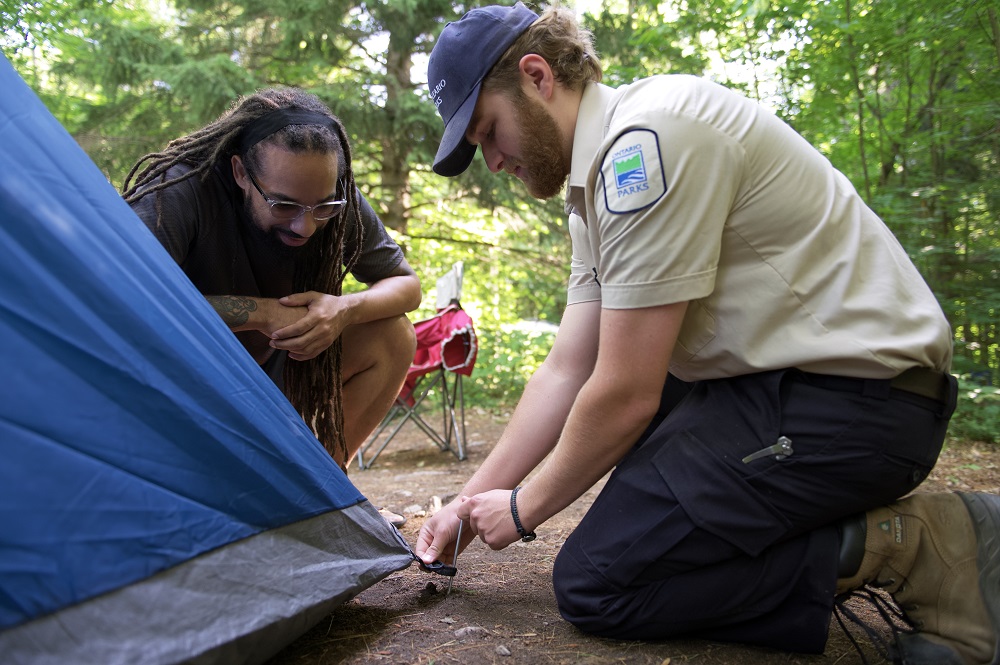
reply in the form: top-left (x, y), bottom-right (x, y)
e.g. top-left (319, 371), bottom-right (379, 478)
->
top-left (356, 369), bottom-right (467, 469)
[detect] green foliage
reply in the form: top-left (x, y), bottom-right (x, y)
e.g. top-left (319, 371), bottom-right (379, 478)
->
top-left (949, 377), bottom-right (1000, 445)
top-left (3, 0), bottom-right (999, 447)
top-left (462, 323), bottom-right (556, 409)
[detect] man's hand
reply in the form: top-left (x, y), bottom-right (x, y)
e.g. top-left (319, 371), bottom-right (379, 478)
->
top-left (416, 499), bottom-right (475, 565)
top-left (456, 490), bottom-right (522, 551)
top-left (270, 291), bottom-right (353, 361)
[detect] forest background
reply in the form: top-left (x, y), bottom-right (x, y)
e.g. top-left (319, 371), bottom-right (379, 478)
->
top-left (3, 0), bottom-right (998, 443)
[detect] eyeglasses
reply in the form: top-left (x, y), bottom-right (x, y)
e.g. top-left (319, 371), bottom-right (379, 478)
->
top-left (245, 168), bottom-right (347, 221)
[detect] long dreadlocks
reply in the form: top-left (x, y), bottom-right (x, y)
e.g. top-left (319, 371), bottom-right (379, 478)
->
top-left (122, 88), bottom-right (364, 465)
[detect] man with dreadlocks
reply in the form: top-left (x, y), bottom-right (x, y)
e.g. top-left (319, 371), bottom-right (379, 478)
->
top-left (123, 88), bottom-right (421, 496)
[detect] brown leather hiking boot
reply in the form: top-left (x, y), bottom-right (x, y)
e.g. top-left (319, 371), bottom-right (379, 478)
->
top-left (836, 492), bottom-right (1000, 665)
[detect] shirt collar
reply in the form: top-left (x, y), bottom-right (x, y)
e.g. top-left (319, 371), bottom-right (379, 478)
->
top-left (568, 82), bottom-right (617, 191)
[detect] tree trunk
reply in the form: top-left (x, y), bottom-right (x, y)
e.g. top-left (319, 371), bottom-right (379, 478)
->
top-left (380, 30), bottom-right (413, 239)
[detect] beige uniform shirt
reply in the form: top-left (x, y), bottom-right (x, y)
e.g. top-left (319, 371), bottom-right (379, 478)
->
top-left (564, 76), bottom-right (952, 381)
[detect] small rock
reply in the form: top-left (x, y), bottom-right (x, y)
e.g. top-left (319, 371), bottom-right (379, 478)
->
top-left (440, 616), bottom-right (456, 624)
top-left (495, 644), bottom-right (512, 656)
top-left (455, 626), bottom-right (489, 639)
top-left (403, 504), bottom-right (424, 515)
top-left (429, 495), bottom-right (443, 514)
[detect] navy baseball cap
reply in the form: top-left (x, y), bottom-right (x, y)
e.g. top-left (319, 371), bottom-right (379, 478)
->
top-left (428, 3), bottom-right (539, 177)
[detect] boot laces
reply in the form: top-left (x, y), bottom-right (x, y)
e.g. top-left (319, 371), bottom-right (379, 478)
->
top-left (833, 586), bottom-right (916, 665)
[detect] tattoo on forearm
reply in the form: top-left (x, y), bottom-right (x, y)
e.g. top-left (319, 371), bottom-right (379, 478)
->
top-left (206, 296), bottom-right (257, 328)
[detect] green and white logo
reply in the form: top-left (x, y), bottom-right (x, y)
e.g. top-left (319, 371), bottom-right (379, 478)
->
top-left (601, 129), bottom-right (666, 214)
top-left (613, 151), bottom-right (647, 189)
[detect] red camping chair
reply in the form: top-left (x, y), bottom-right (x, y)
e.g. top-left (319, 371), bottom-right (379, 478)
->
top-left (356, 264), bottom-right (478, 469)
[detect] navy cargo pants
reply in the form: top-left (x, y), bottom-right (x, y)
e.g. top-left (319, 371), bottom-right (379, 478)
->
top-left (552, 368), bottom-right (957, 652)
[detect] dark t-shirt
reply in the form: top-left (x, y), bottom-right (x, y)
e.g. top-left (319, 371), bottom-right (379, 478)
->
top-left (129, 162), bottom-right (405, 368)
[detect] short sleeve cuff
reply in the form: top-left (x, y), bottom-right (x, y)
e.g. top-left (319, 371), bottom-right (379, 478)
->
top-left (599, 269), bottom-right (716, 309)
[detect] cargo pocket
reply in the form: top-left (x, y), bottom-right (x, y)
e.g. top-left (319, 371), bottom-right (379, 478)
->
top-left (653, 428), bottom-right (792, 557)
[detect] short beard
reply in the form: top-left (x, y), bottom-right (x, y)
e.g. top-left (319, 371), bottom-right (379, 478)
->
top-left (242, 197), bottom-right (306, 262)
top-left (510, 88), bottom-right (570, 200)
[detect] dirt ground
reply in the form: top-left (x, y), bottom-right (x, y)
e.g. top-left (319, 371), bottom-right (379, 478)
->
top-left (269, 408), bottom-right (1000, 665)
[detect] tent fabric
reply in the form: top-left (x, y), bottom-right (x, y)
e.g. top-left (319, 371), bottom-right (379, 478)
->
top-left (3, 508), bottom-right (408, 665)
top-left (0, 55), bottom-right (414, 664)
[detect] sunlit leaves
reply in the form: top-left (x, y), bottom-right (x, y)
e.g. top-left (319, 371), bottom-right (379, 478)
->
top-left (5, 0), bottom-right (998, 396)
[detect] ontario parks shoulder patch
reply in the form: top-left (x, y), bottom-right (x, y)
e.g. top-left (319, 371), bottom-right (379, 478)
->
top-left (600, 129), bottom-right (666, 214)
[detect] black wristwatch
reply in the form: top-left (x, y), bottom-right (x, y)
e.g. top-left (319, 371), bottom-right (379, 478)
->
top-left (510, 486), bottom-right (536, 542)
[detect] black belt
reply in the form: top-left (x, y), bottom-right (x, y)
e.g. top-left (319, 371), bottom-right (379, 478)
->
top-left (801, 366), bottom-right (951, 404)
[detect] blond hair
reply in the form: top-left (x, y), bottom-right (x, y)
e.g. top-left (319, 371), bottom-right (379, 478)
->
top-left (483, 5), bottom-right (602, 95)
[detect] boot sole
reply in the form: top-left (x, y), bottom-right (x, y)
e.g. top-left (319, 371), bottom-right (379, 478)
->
top-left (960, 492), bottom-right (1000, 665)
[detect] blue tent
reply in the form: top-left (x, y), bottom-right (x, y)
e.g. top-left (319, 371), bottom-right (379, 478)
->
top-left (0, 57), bottom-right (415, 663)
